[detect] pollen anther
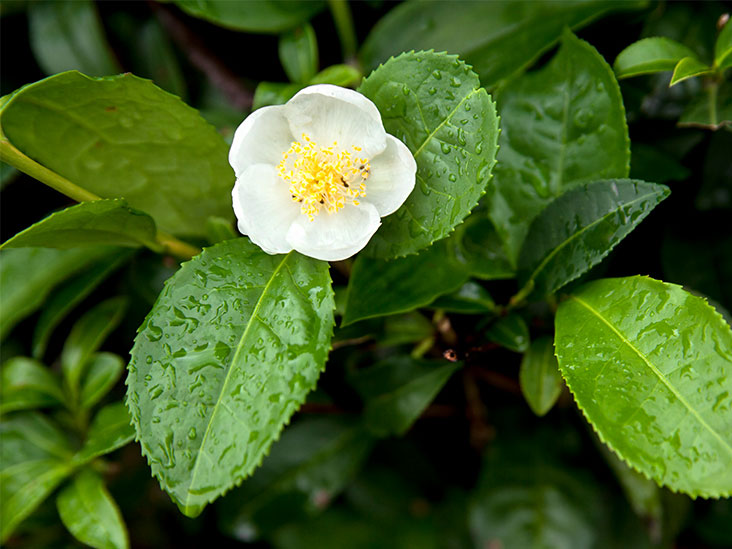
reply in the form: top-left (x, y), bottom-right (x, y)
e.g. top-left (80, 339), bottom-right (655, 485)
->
top-left (277, 134), bottom-right (370, 220)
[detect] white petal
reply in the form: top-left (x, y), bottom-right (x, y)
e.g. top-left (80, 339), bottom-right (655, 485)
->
top-left (362, 135), bottom-right (417, 216)
top-left (231, 164), bottom-right (300, 255)
top-left (286, 203), bottom-right (381, 261)
top-left (229, 106), bottom-right (293, 178)
top-left (285, 85), bottom-right (387, 158)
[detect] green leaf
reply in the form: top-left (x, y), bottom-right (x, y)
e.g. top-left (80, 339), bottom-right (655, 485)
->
top-left (57, 469), bottom-right (129, 549)
top-left (221, 417), bottom-right (374, 537)
top-left (469, 459), bottom-right (604, 549)
top-left (0, 246), bottom-right (120, 340)
top-left (74, 402), bottom-right (135, 465)
top-left (516, 180), bottom-right (669, 301)
top-left (342, 240), bottom-right (469, 326)
top-left (351, 356), bottom-right (460, 437)
top-left (252, 82), bottom-right (302, 110)
top-left (359, 51), bottom-right (499, 258)
top-left (487, 30), bottom-right (630, 265)
top-left (79, 353), bottom-right (125, 410)
top-left (279, 24), bottom-right (318, 84)
top-left (430, 281), bottom-right (495, 314)
top-left (61, 297), bottom-right (127, 400)
top-left (447, 215), bottom-right (514, 280)
top-left (715, 18), bottom-right (732, 70)
top-left (0, 357), bottom-right (65, 414)
top-left (28, 0), bottom-right (121, 77)
top-left (519, 337), bottom-right (562, 417)
top-left (32, 251), bottom-right (133, 360)
top-left (0, 199), bottom-right (159, 250)
top-left (613, 37), bottom-right (698, 79)
top-left (205, 215), bottom-right (237, 245)
top-left (379, 312), bottom-right (434, 347)
top-left (175, 0), bottom-right (325, 34)
top-left (485, 315), bottom-right (529, 353)
top-left (555, 276), bottom-right (732, 497)
top-left (113, 17), bottom-right (188, 99)
top-left (596, 440), bottom-right (662, 523)
top-left (669, 56), bottom-right (713, 86)
top-left (360, 0), bottom-right (646, 88)
top-left (678, 81), bottom-right (732, 130)
top-left (0, 71), bottom-right (234, 236)
top-left (309, 64), bottom-right (361, 87)
top-left (0, 413), bottom-right (74, 542)
top-left (0, 160), bottom-right (18, 189)
top-left (126, 238), bottom-right (334, 516)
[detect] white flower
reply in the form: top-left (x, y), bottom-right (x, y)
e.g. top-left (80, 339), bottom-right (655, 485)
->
top-left (229, 84), bottom-right (416, 261)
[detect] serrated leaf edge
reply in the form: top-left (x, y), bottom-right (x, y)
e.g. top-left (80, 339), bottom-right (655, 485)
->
top-left (555, 275), bottom-right (732, 499)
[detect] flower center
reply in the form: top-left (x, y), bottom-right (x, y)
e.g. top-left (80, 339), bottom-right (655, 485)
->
top-left (277, 133), bottom-right (370, 220)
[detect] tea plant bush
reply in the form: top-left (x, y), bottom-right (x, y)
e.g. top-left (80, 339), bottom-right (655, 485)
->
top-left (1, 1), bottom-right (731, 547)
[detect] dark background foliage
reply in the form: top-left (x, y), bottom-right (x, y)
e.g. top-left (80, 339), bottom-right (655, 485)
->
top-left (1, 1), bottom-right (730, 547)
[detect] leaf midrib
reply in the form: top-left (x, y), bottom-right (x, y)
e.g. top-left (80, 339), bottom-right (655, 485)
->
top-left (571, 294), bottom-right (732, 459)
top-left (523, 189), bottom-right (659, 293)
top-left (185, 252), bottom-right (294, 508)
top-left (412, 88), bottom-right (479, 159)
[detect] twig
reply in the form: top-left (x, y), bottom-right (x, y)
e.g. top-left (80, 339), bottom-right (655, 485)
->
top-left (468, 366), bottom-right (522, 395)
top-left (463, 370), bottom-right (494, 450)
top-left (151, 2), bottom-right (253, 111)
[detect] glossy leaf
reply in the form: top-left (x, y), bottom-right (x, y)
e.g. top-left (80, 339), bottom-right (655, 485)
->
top-left (613, 37), bottom-right (698, 79)
top-left (28, 0), bottom-right (121, 77)
top-left (74, 402), bottom-right (135, 465)
top-left (430, 281), bottom-right (495, 314)
top-left (57, 469), bottom-right (129, 549)
top-left (61, 297), bottom-right (127, 400)
top-left (205, 216), bottom-right (237, 245)
top-left (252, 82), bottom-right (302, 110)
top-left (555, 276), bottom-right (732, 497)
top-left (279, 24), bottom-right (318, 84)
top-left (175, 0), bottom-right (325, 33)
top-left (517, 180), bottom-right (669, 301)
top-left (678, 81), bottom-right (732, 130)
top-left (32, 251), bottom-right (133, 360)
top-left (360, 0), bottom-right (646, 87)
top-left (485, 315), bottom-right (529, 353)
top-left (309, 64), bottom-right (361, 87)
top-left (221, 417), bottom-right (374, 537)
top-left (519, 337), bottom-right (562, 417)
top-left (487, 30), bottom-right (630, 265)
top-left (0, 357), bottom-right (65, 414)
top-left (79, 353), bottom-right (125, 410)
top-left (0, 71), bottom-right (234, 236)
top-left (359, 51), bottom-right (499, 258)
top-left (1, 199), bottom-right (159, 250)
top-left (670, 56), bottom-right (713, 86)
top-left (0, 413), bottom-right (73, 542)
top-left (448, 216), bottom-right (514, 280)
top-left (350, 356), bottom-right (460, 437)
top-left (127, 239), bottom-right (334, 516)
top-left (0, 246), bottom-right (120, 340)
top-left (342, 240), bottom-right (469, 326)
top-left (716, 18), bottom-right (732, 70)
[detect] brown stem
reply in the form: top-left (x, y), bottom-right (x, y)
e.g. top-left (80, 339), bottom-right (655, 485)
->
top-left (151, 2), bottom-right (253, 111)
top-left (463, 370), bottom-right (494, 450)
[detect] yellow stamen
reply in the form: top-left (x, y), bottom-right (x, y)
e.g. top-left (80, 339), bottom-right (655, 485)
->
top-left (277, 133), bottom-right (370, 220)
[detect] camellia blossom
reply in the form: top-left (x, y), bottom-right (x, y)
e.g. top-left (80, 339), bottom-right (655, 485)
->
top-left (229, 84), bottom-right (416, 261)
